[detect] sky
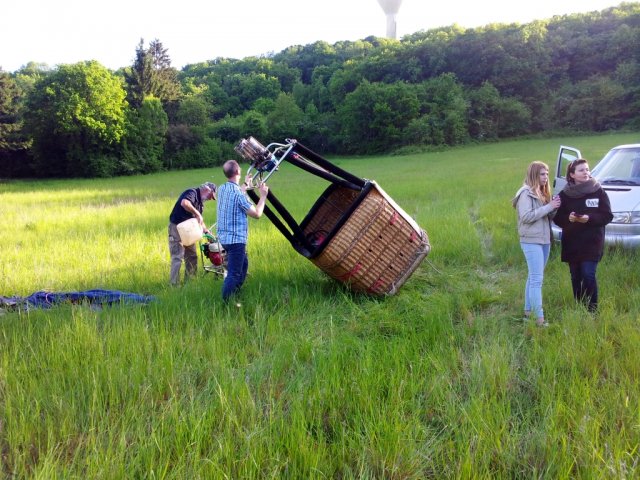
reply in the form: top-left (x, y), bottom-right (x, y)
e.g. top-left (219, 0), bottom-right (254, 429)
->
top-left (2, 0), bottom-right (628, 72)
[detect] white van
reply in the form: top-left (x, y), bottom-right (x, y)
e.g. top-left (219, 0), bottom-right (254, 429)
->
top-left (552, 143), bottom-right (640, 247)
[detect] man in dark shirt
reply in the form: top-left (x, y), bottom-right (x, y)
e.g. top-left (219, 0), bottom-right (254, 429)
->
top-left (168, 182), bottom-right (216, 285)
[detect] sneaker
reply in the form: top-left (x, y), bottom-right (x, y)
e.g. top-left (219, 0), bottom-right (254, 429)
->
top-left (536, 321), bottom-right (549, 328)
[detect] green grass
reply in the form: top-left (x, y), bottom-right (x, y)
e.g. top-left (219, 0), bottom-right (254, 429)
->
top-left (1, 132), bottom-right (640, 478)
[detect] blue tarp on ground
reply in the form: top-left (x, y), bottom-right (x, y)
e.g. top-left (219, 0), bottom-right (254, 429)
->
top-left (0, 289), bottom-right (155, 310)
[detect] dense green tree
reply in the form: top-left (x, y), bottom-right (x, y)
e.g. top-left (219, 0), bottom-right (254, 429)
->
top-left (0, 71), bottom-right (28, 151)
top-left (252, 97), bottom-right (276, 115)
top-left (467, 82), bottom-right (502, 139)
top-left (0, 71), bottom-right (31, 176)
top-left (496, 97), bottom-right (532, 137)
top-left (23, 61), bottom-right (127, 177)
top-left (171, 135), bottom-right (227, 170)
top-left (403, 26), bottom-right (464, 77)
top-left (176, 95), bottom-right (210, 126)
top-left (402, 116), bottom-right (438, 146)
top-left (248, 57), bottom-right (300, 92)
top-left (306, 65), bottom-right (337, 111)
top-left (466, 81), bottom-right (530, 139)
top-left (561, 75), bottom-right (628, 131)
top-left (209, 115), bottom-right (242, 144)
top-left (327, 67), bottom-right (363, 108)
top-left (201, 78), bottom-right (242, 118)
top-left (240, 110), bottom-right (267, 140)
top-left (276, 41), bottom-right (338, 83)
top-left (164, 124), bottom-right (200, 169)
top-left (266, 92), bottom-right (304, 141)
top-left (13, 63), bottom-right (51, 93)
top-left (355, 43), bottom-right (407, 83)
top-left (121, 95), bottom-right (168, 174)
top-left (223, 73), bottom-right (281, 111)
top-left (299, 103), bottom-right (337, 152)
top-left (615, 60), bottom-right (640, 127)
top-left (415, 74), bottom-right (469, 146)
top-left (338, 81), bottom-right (419, 153)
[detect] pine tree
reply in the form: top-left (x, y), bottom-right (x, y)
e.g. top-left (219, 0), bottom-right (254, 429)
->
top-left (0, 71), bottom-right (29, 152)
top-left (124, 39), bottom-right (181, 109)
top-left (149, 39), bottom-right (181, 105)
top-left (124, 39), bottom-right (156, 109)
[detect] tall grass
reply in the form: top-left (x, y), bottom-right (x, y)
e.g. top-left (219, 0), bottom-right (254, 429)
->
top-left (1, 132), bottom-right (639, 478)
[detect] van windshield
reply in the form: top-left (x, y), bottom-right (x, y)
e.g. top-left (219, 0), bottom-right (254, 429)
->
top-left (592, 147), bottom-right (640, 186)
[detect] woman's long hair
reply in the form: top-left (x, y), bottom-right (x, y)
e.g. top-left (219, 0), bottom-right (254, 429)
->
top-left (525, 161), bottom-right (551, 204)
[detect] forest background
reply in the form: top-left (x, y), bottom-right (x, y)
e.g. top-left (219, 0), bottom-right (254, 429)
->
top-left (1, 3), bottom-right (639, 178)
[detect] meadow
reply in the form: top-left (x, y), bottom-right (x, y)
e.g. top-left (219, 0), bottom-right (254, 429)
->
top-left (1, 132), bottom-right (639, 478)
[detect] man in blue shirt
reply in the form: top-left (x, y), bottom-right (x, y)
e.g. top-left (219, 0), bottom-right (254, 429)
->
top-left (217, 160), bottom-right (269, 303)
top-left (168, 182), bottom-right (216, 285)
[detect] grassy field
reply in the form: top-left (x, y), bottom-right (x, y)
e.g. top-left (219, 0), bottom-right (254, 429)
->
top-left (1, 132), bottom-right (639, 478)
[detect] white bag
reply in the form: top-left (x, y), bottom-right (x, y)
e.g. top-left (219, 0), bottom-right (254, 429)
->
top-left (176, 218), bottom-right (202, 246)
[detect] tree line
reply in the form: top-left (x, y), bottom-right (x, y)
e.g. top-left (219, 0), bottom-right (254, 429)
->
top-left (1, 3), bottom-right (639, 178)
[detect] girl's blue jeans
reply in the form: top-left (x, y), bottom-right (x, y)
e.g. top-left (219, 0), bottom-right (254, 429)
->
top-left (520, 242), bottom-right (551, 319)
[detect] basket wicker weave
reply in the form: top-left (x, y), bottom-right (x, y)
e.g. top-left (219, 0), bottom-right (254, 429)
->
top-left (236, 137), bottom-right (430, 296)
top-left (306, 182), bottom-right (430, 295)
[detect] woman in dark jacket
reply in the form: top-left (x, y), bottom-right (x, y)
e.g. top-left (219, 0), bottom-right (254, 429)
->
top-left (554, 159), bottom-right (613, 312)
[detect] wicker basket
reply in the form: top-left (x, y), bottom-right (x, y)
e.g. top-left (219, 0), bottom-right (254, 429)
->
top-left (304, 182), bottom-right (430, 295)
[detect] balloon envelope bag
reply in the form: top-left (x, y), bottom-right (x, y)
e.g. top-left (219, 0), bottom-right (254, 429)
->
top-left (235, 137), bottom-right (431, 295)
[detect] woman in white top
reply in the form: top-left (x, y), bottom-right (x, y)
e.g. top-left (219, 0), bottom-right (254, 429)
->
top-left (512, 161), bottom-right (561, 326)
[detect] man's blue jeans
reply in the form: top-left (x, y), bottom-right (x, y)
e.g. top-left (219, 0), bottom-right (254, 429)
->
top-left (569, 261), bottom-right (599, 311)
top-left (520, 242), bottom-right (550, 319)
top-left (222, 243), bottom-right (248, 302)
